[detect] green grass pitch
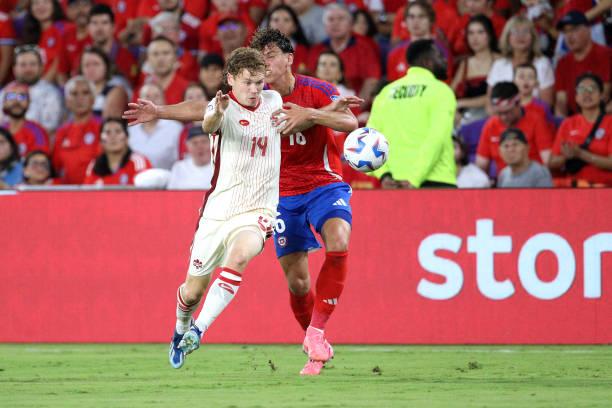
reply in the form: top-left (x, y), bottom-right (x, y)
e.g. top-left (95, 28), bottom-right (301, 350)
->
top-left (1, 344), bottom-right (611, 407)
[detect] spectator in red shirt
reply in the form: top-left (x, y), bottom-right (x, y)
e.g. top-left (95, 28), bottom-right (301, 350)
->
top-left (266, 5), bottom-right (311, 74)
top-left (451, 14), bottom-right (500, 124)
top-left (19, 150), bottom-right (56, 186)
top-left (79, 46), bottom-right (129, 118)
top-left (447, 0), bottom-right (506, 57)
top-left (95, 0), bottom-right (138, 35)
top-left (139, 0), bottom-right (200, 53)
top-left (550, 73), bottom-right (612, 187)
top-left (392, 0), bottom-right (458, 45)
top-left (0, 11), bottom-right (16, 85)
top-left (21, 0), bottom-right (69, 84)
top-left (554, 11), bottom-right (612, 118)
top-left (217, 16), bottom-right (251, 62)
top-left (148, 12), bottom-right (199, 82)
top-left (387, 1), bottom-right (453, 83)
top-left (198, 5), bottom-right (255, 57)
top-left (514, 62), bottom-right (557, 130)
top-left (52, 76), bottom-right (102, 184)
top-left (1, 81), bottom-right (49, 157)
top-left (198, 53), bottom-right (226, 101)
top-left (84, 118), bottom-right (151, 186)
top-left (476, 81), bottom-right (554, 176)
top-left (141, 36), bottom-right (190, 105)
top-left (63, 0), bottom-right (92, 76)
top-left (308, 4), bottom-right (381, 106)
top-left (87, 3), bottom-right (139, 86)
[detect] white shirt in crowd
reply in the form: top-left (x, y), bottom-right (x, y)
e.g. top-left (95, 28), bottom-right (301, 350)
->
top-left (457, 163), bottom-right (491, 188)
top-left (167, 157), bottom-right (213, 190)
top-left (128, 119), bottom-right (182, 170)
top-left (487, 56), bottom-right (555, 96)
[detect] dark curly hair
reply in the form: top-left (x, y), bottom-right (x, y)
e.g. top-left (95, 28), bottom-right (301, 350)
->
top-left (250, 28), bottom-right (294, 54)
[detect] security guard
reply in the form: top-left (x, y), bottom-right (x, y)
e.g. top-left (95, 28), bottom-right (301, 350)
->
top-left (368, 39), bottom-right (457, 188)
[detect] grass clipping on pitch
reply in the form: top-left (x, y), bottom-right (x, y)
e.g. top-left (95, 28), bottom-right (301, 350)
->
top-left (1, 344), bottom-right (611, 407)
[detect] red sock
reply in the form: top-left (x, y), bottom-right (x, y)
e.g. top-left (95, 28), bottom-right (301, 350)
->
top-left (290, 289), bottom-right (314, 331)
top-left (311, 251), bottom-right (348, 330)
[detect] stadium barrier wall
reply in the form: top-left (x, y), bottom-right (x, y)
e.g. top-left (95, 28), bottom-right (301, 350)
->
top-left (1, 189), bottom-right (611, 344)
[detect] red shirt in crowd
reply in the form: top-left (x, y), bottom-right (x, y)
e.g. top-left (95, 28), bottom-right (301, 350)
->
top-left (138, 71), bottom-right (190, 105)
top-left (83, 152), bottom-right (152, 186)
top-left (96, 0), bottom-right (138, 34)
top-left (392, 1), bottom-right (458, 43)
top-left (555, 43), bottom-right (612, 115)
top-left (0, 0), bottom-right (18, 14)
top-left (39, 21), bottom-right (72, 76)
top-left (477, 109), bottom-right (554, 174)
top-left (1, 120), bottom-right (49, 157)
top-left (52, 116), bottom-right (102, 184)
top-left (0, 12), bottom-right (14, 45)
top-left (308, 35), bottom-right (381, 94)
top-left (553, 114), bottom-right (612, 186)
top-left (141, 12), bottom-right (200, 53)
top-left (386, 39), bottom-right (453, 82)
top-left (198, 12), bottom-right (255, 56)
top-left (62, 24), bottom-right (90, 76)
top-left (448, 13), bottom-right (506, 56)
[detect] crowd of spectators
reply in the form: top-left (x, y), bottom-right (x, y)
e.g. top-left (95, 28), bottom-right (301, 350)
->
top-left (0, 0), bottom-right (611, 190)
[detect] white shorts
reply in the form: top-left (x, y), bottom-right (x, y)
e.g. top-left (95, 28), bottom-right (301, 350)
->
top-left (187, 210), bottom-right (275, 276)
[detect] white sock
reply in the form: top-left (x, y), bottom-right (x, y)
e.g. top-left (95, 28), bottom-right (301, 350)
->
top-left (175, 285), bottom-right (200, 335)
top-left (194, 268), bottom-right (242, 333)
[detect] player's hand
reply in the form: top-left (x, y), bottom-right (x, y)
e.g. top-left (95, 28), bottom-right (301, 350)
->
top-left (215, 90), bottom-right (230, 114)
top-left (328, 95), bottom-right (364, 111)
top-left (122, 98), bottom-right (159, 126)
top-left (272, 102), bottom-right (313, 135)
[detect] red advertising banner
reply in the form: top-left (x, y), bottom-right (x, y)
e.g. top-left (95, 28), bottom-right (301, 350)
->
top-left (0, 189), bottom-right (610, 344)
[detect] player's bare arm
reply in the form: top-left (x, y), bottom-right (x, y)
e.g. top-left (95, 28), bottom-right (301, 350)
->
top-left (123, 99), bottom-right (206, 125)
top-left (272, 95), bottom-right (362, 135)
top-left (202, 90), bottom-right (230, 134)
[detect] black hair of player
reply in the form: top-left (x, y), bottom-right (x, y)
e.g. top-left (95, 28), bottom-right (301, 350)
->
top-left (406, 39), bottom-right (436, 67)
top-left (491, 81), bottom-right (519, 101)
top-left (250, 28), bottom-right (294, 54)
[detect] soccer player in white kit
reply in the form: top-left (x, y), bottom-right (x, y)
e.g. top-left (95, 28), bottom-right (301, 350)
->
top-left (124, 47), bottom-right (283, 369)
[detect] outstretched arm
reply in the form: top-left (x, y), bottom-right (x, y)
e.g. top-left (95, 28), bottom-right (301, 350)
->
top-left (272, 95), bottom-right (363, 135)
top-left (123, 98), bottom-right (207, 125)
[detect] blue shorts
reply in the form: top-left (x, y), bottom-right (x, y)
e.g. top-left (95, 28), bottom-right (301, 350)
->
top-left (274, 182), bottom-right (352, 258)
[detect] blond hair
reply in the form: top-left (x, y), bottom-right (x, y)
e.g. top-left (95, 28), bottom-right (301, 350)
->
top-left (498, 15), bottom-right (541, 60)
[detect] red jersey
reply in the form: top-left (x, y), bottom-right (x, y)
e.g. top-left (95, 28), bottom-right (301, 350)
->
top-left (198, 11), bottom-right (255, 55)
top-left (39, 21), bottom-right (71, 75)
top-left (555, 43), bottom-right (612, 115)
top-left (62, 25), bottom-right (90, 76)
top-left (477, 109), bottom-right (554, 175)
top-left (52, 116), bottom-right (102, 184)
top-left (278, 75), bottom-right (344, 196)
top-left (386, 39), bottom-right (453, 82)
top-left (448, 13), bottom-right (506, 56)
top-left (0, 12), bottom-right (15, 46)
top-left (0, 0), bottom-right (18, 14)
top-left (83, 152), bottom-right (152, 186)
top-left (95, 0), bottom-right (138, 34)
top-left (1, 120), bottom-right (49, 157)
top-left (392, 1), bottom-right (458, 43)
top-left (109, 41), bottom-right (139, 86)
top-left (141, 13), bottom-right (200, 53)
top-left (308, 35), bottom-right (381, 94)
top-left (553, 114), bottom-right (612, 186)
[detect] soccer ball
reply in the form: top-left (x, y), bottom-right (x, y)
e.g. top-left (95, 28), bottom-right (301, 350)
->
top-left (343, 127), bottom-right (389, 172)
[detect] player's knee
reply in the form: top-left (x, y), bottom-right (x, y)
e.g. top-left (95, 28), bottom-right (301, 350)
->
top-left (181, 285), bottom-right (204, 305)
top-left (226, 251), bottom-right (252, 272)
top-left (288, 277), bottom-right (310, 296)
top-left (323, 224), bottom-right (351, 252)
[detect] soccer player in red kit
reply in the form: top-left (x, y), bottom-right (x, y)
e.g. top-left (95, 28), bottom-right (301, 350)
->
top-left (251, 28), bottom-right (361, 375)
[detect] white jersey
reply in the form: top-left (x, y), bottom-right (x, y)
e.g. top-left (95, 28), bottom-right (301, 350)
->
top-left (201, 90), bottom-right (283, 220)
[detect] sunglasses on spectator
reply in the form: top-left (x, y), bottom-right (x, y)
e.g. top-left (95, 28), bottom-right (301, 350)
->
top-left (5, 92), bottom-right (28, 102)
top-left (219, 22), bottom-right (241, 31)
top-left (28, 160), bottom-right (50, 170)
top-left (14, 44), bottom-right (42, 57)
top-left (576, 85), bottom-right (598, 94)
